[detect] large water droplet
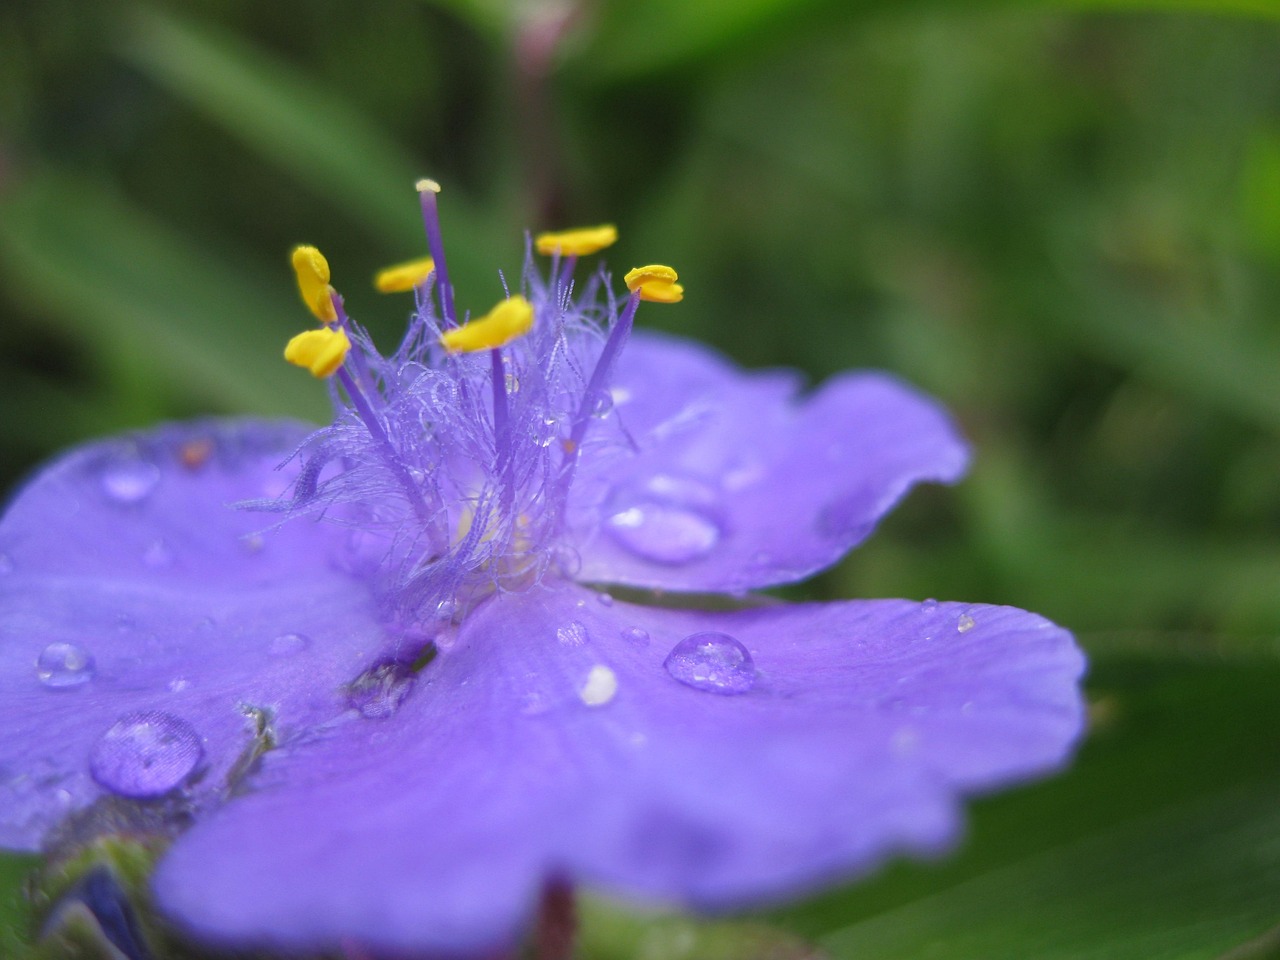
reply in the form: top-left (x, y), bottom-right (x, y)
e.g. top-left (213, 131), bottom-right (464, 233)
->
top-left (956, 614), bottom-right (976, 633)
top-left (664, 632), bottom-right (756, 695)
top-left (36, 643), bottom-right (94, 689)
top-left (346, 660), bottom-right (415, 719)
top-left (100, 458), bottom-right (161, 505)
top-left (269, 633), bottom-right (310, 657)
top-left (606, 503), bottom-right (721, 565)
top-left (89, 711), bottom-right (203, 798)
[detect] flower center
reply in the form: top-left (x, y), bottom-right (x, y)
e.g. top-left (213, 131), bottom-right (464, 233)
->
top-left (271, 180), bottom-right (682, 626)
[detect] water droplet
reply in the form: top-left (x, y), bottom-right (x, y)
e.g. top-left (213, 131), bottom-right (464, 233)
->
top-left (167, 677), bottom-right (191, 693)
top-left (597, 592), bottom-right (614, 607)
top-left (534, 415), bottom-right (560, 448)
top-left (346, 660), bottom-right (415, 719)
top-left (621, 626), bottom-right (650, 647)
top-left (956, 614), bottom-right (976, 633)
top-left (100, 458), bottom-right (160, 505)
top-left (921, 598), bottom-right (938, 612)
top-left (143, 539), bottom-right (173, 568)
top-left (579, 664), bottom-right (618, 707)
top-left (504, 372), bottom-right (521, 394)
top-left (663, 632), bottom-right (756, 695)
top-left (435, 598), bottom-right (460, 621)
top-left (590, 390), bottom-right (614, 418)
top-left (35, 642), bottom-right (94, 689)
top-left (89, 711), bottom-right (203, 798)
top-left (609, 386), bottom-right (632, 406)
top-left (269, 633), bottom-right (310, 657)
top-left (557, 621), bottom-right (588, 647)
top-left (606, 503), bottom-right (721, 565)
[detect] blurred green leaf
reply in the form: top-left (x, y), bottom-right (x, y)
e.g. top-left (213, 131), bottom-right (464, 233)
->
top-left (0, 171), bottom-right (325, 419)
top-left (773, 654), bottom-right (1280, 960)
top-left (580, 0), bottom-right (1280, 82)
top-left (0, 853), bottom-right (36, 958)
top-left (114, 2), bottom-right (516, 309)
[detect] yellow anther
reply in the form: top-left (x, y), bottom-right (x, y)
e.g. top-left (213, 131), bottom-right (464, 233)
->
top-left (374, 256), bottom-right (436, 293)
top-left (292, 245), bottom-right (337, 322)
top-left (624, 264), bottom-right (684, 303)
top-left (416, 178), bottom-right (442, 194)
top-left (284, 326), bottom-right (351, 378)
top-left (534, 224), bottom-right (618, 257)
top-left (439, 295), bottom-right (534, 354)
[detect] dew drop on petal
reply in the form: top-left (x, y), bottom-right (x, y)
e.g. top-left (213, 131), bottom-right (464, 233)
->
top-left (621, 626), bottom-right (650, 647)
top-left (664, 632), bottom-right (756, 695)
top-left (167, 678), bottom-right (191, 693)
top-left (957, 614), bottom-right (976, 633)
top-left (579, 664), bottom-right (618, 707)
top-left (346, 660), bottom-right (415, 719)
top-left (597, 592), bottom-right (614, 607)
top-left (35, 643), bottom-right (95, 689)
top-left (435, 598), bottom-right (460, 621)
top-left (921, 598), bottom-right (938, 612)
top-left (557, 621), bottom-right (588, 647)
top-left (591, 390), bottom-right (614, 418)
top-left (89, 711), bottom-right (203, 798)
top-left (100, 458), bottom-right (161, 505)
top-left (606, 503), bottom-right (721, 565)
top-left (269, 633), bottom-right (310, 657)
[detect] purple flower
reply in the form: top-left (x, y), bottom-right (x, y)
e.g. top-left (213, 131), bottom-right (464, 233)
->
top-left (0, 190), bottom-right (1085, 958)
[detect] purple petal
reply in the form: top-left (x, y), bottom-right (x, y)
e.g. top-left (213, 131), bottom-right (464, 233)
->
top-left (569, 332), bottom-right (970, 592)
top-left (0, 420), bottom-right (395, 849)
top-left (153, 583), bottom-right (1083, 956)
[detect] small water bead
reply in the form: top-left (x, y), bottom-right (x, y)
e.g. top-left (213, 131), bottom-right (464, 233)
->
top-left (597, 592), bottom-right (614, 607)
top-left (100, 458), bottom-right (161, 505)
top-left (921, 598), bottom-right (938, 612)
top-left (346, 659), bottom-right (416, 719)
top-left (956, 614), bottom-right (976, 633)
top-left (269, 633), bottom-right (310, 657)
top-left (590, 390), bottom-right (614, 418)
top-left (36, 643), bottom-right (95, 689)
top-left (167, 678), bottom-right (191, 693)
top-left (621, 626), bottom-right (650, 647)
top-left (579, 665), bottom-right (619, 707)
top-left (89, 711), bottom-right (203, 798)
top-left (557, 621), bottom-right (588, 647)
top-left (663, 632), bottom-right (756, 695)
top-left (434, 598), bottom-right (460, 621)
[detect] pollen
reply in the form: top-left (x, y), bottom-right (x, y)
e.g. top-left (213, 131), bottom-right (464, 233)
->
top-left (292, 245), bottom-right (338, 322)
top-left (439, 295), bottom-right (534, 354)
top-left (284, 326), bottom-right (351, 378)
top-left (579, 664), bottom-right (619, 707)
top-left (624, 264), bottom-right (684, 303)
top-left (416, 178), bottom-right (442, 194)
top-left (534, 225), bottom-right (618, 257)
top-left (374, 256), bottom-right (436, 293)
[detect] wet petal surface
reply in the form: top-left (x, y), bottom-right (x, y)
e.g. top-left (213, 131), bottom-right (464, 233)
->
top-left (154, 583), bottom-right (1083, 957)
top-left (0, 420), bottom-right (391, 848)
top-left (569, 333), bottom-right (970, 592)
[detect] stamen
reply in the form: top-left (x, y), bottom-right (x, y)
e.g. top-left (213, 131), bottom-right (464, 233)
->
top-left (534, 225), bottom-right (618, 257)
top-left (291, 246), bottom-right (338, 322)
top-left (417, 179), bottom-right (457, 327)
top-left (284, 327), bottom-right (351, 378)
top-left (374, 256), bottom-right (436, 293)
top-left (624, 264), bottom-right (683, 303)
top-left (439, 296), bottom-right (534, 354)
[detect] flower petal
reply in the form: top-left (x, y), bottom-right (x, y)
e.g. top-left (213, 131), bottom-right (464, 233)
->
top-left (569, 332), bottom-right (970, 591)
top-left (153, 583), bottom-right (1083, 956)
top-left (0, 420), bottom-right (393, 849)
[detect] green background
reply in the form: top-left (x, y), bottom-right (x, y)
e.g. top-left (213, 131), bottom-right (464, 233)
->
top-left (1, 0), bottom-right (1279, 956)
